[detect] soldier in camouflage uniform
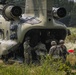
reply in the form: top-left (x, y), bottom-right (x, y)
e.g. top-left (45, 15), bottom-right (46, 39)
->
top-left (34, 41), bottom-right (47, 62)
top-left (49, 41), bottom-right (57, 57)
top-left (23, 37), bottom-right (32, 64)
top-left (59, 40), bottom-right (68, 61)
top-left (49, 41), bottom-right (63, 60)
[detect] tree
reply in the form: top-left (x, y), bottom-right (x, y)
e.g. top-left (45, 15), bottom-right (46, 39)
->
top-left (69, 3), bottom-right (76, 26)
top-left (52, 0), bottom-right (74, 13)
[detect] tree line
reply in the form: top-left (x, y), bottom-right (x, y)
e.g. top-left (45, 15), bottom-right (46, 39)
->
top-left (52, 0), bottom-right (76, 27)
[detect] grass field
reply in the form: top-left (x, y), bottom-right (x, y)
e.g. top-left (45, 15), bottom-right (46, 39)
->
top-left (0, 27), bottom-right (76, 75)
top-left (0, 57), bottom-right (70, 75)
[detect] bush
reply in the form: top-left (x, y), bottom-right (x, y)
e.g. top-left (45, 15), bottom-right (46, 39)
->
top-left (66, 33), bottom-right (76, 43)
top-left (66, 27), bottom-right (76, 43)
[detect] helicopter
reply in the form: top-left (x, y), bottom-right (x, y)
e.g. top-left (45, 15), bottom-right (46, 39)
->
top-left (0, 0), bottom-right (71, 63)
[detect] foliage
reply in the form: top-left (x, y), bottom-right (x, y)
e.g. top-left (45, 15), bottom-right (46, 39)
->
top-left (66, 33), bottom-right (76, 43)
top-left (66, 27), bottom-right (76, 43)
top-left (53, 0), bottom-right (74, 12)
top-left (0, 55), bottom-right (73, 75)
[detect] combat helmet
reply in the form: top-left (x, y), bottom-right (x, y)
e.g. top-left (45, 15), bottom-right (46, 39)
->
top-left (59, 40), bottom-right (64, 44)
top-left (51, 41), bottom-right (57, 46)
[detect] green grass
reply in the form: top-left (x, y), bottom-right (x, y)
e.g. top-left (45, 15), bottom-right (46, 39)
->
top-left (0, 56), bottom-right (72, 75)
top-left (66, 27), bottom-right (76, 43)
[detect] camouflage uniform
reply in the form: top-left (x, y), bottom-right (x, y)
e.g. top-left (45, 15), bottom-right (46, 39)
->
top-left (49, 41), bottom-right (62, 60)
top-left (59, 40), bottom-right (68, 61)
top-left (34, 42), bottom-right (47, 61)
top-left (49, 41), bottom-right (57, 56)
top-left (23, 37), bottom-right (32, 64)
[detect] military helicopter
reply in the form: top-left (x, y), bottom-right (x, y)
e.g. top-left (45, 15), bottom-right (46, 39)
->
top-left (0, 0), bottom-right (71, 63)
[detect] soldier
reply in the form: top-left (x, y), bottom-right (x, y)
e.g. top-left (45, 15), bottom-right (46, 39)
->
top-left (59, 40), bottom-right (68, 61)
top-left (49, 41), bottom-right (57, 57)
top-left (23, 37), bottom-right (32, 64)
top-left (34, 41), bottom-right (47, 63)
top-left (49, 41), bottom-right (63, 60)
